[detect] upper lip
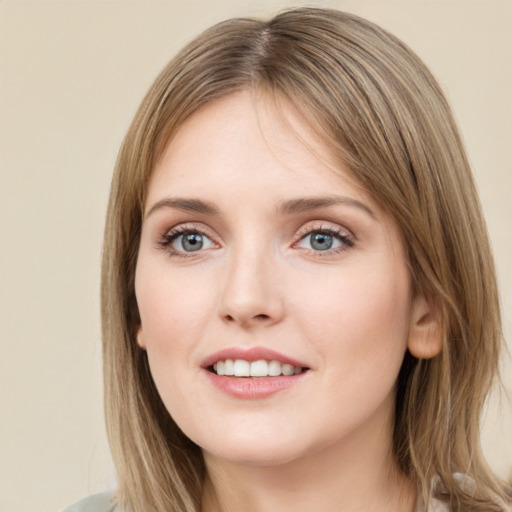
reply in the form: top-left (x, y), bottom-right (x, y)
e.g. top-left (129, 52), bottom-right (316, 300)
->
top-left (201, 346), bottom-right (309, 369)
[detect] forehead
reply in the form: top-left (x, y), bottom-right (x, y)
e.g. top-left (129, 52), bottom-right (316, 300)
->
top-left (148, 89), bottom-right (373, 209)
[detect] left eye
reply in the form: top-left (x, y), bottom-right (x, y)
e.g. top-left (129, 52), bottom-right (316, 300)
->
top-left (171, 232), bottom-right (215, 252)
top-left (296, 230), bottom-right (346, 251)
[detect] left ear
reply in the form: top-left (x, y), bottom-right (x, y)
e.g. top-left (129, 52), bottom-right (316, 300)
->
top-left (136, 325), bottom-right (147, 350)
top-left (407, 294), bottom-right (443, 359)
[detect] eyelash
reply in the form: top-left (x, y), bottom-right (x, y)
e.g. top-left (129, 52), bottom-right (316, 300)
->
top-left (294, 224), bottom-right (354, 257)
top-left (157, 223), bottom-right (355, 258)
top-left (157, 224), bottom-right (216, 259)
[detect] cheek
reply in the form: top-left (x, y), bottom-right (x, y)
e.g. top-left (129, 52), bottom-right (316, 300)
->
top-left (134, 262), bottom-right (217, 420)
top-left (294, 260), bottom-right (411, 379)
top-left (290, 266), bottom-right (411, 439)
top-left (136, 261), bottom-right (215, 343)
top-left (134, 261), bottom-right (218, 411)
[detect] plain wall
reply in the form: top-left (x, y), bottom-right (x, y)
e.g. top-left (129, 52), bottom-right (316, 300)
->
top-left (1, 1), bottom-right (510, 511)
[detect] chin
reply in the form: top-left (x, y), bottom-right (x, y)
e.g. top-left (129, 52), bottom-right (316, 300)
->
top-left (204, 443), bottom-right (306, 468)
top-left (196, 424), bottom-right (321, 468)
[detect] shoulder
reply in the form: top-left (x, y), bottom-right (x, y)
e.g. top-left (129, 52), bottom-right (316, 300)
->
top-left (60, 490), bottom-right (117, 512)
top-left (427, 498), bottom-right (450, 512)
top-left (415, 491), bottom-right (450, 512)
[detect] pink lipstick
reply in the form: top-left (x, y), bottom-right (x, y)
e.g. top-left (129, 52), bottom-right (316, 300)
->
top-left (201, 346), bottom-right (310, 399)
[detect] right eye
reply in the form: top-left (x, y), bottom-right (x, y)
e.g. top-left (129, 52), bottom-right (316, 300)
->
top-left (160, 228), bottom-right (216, 255)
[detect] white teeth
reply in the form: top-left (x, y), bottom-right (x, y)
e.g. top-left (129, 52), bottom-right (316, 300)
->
top-left (250, 360), bottom-right (269, 377)
top-left (224, 359), bottom-right (235, 376)
top-left (281, 364), bottom-right (294, 376)
top-left (268, 360), bottom-right (282, 376)
top-left (233, 359), bottom-right (250, 377)
top-left (212, 359), bottom-right (305, 377)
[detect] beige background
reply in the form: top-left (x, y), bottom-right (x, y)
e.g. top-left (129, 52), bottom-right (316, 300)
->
top-left (1, 1), bottom-right (510, 511)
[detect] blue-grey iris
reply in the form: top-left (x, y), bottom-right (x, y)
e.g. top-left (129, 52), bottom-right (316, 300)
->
top-left (182, 233), bottom-right (204, 251)
top-left (310, 232), bottom-right (333, 251)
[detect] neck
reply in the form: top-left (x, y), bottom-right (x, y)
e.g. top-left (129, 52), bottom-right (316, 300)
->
top-left (201, 405), bottom-right (416, 512)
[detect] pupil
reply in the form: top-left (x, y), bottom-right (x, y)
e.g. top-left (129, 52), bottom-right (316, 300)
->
top-left (183, 233), bottom-right (203, 251)
top-left (311, 232), bottom-right (333, 251)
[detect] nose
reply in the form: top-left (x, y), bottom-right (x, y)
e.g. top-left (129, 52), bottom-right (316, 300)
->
top-left (218, 247), bottom-right (285, 329)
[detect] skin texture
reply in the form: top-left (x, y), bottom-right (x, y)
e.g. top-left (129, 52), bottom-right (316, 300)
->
top-left (135, 90), bottom-right (440, 512)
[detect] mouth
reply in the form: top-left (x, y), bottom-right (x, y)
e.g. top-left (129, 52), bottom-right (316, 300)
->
top-left (202, 347), bottom-right (310, 399)
top-left (209, 359), bottom-right (309, 378)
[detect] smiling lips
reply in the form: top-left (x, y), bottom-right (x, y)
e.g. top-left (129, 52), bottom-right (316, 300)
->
top-left (213, 359), bottom-right (304, 377)
top-left (202, 347), bottom-right (310, 399)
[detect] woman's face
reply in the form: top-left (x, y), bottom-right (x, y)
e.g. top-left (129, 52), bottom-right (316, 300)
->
top-left (135, 90), bottom-right (422, 467)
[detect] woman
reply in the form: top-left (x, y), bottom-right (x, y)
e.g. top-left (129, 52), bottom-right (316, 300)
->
top-left (65, 7), bottom-right (510, 512)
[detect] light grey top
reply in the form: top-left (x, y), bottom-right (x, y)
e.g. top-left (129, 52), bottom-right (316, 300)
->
top-left (60, 491), bottom-right (116, 512)
top-left (62, 489), bottom-right (451, 512)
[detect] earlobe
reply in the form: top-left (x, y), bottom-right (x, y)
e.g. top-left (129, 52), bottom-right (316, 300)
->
top-left (407, 295), bottom-right (443, 359)
top-left (136, 327), bottom-right (147, 350)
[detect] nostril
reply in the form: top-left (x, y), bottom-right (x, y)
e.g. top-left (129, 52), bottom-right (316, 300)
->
top-left (222, 313), bottom-right (273, 328)
top-left (221, 307), bottom-right (281, 326)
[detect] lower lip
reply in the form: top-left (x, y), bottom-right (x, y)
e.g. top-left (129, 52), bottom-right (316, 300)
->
top-left (204, 370), bottom-right (308, 399)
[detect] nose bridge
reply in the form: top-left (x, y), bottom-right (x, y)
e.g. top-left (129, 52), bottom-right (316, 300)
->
top-left (218, 232), bottom-right (283, 327)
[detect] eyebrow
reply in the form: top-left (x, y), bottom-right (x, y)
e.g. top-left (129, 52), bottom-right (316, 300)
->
top-left (276, 196), bottom-right (375, 218)
top-left (145, 195), bottom-right (375, 219)
top-left (145, 197), bottom-right (220, 219)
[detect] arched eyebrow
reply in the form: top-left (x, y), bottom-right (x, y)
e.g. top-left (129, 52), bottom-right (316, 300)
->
top-left (145, 195), bottom-right (375, 220)
top-left (145, 198), bottom-right (220, 219)
top-left (276, 196), bottom-right (375, 218)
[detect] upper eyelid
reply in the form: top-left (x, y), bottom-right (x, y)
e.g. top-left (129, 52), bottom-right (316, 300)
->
top-left (158, 220), bottom-right (355, 245)
top-left (164, 223), bottom-right (216, 238)
top-left (159, 225), bottom-right (218, 256)
top-left (295, 221), bottom-right (354, 239)
top-left (158, 224), bottom-right (220, 250)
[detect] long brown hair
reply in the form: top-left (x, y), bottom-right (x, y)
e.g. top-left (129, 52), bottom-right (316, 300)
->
top-left (101, 8), bottom-right (510, 511)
